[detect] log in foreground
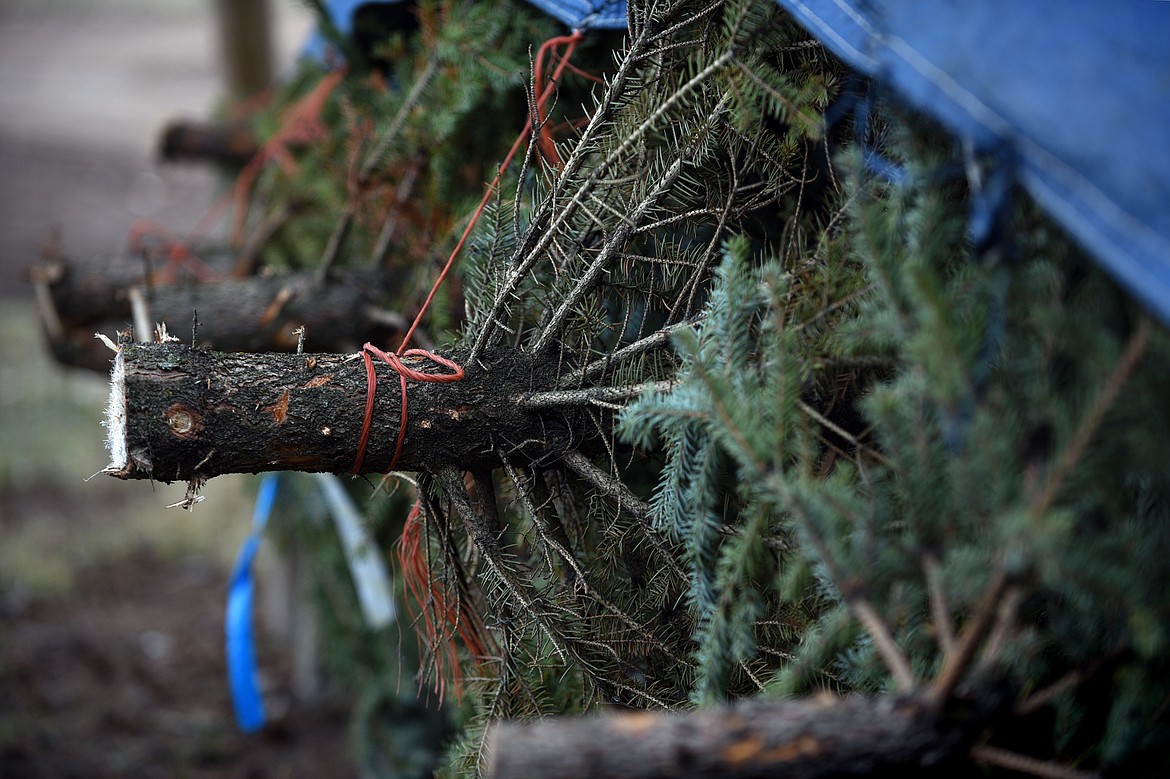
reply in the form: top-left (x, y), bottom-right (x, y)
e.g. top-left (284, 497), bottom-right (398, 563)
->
top-left (486, 694), bottom-right (974, 779)
top-left (102, 341), bottom-right (595, 483)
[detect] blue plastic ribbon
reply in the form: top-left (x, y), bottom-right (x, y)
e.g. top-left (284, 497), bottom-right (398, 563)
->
top-left (226, 473), bottom-right (280, 733)
top-left (314, 473), bottom-right (396, 630)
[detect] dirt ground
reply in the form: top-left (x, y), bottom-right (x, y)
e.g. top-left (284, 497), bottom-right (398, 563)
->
top-left (0, 300), bottom-right (358, 778)
top-left (0, 546), bottom-right (356, 779)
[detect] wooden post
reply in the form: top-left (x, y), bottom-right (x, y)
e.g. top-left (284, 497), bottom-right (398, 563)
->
top-left (215, 0), bottom-right (275, 96)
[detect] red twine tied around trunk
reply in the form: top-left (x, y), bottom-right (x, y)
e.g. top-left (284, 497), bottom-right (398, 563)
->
top-left (349, 344), bottom-right (464, 475)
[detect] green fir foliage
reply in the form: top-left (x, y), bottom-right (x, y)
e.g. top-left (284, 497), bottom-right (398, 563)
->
top-left (623, 118), bottom-right (1170, 771)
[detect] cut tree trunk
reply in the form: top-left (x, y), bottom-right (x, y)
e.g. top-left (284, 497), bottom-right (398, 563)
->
top-left (103, 341), bottom-right (601, 483)
top-left (486, 694), bottom-right (977, 779)
top-left (160, 119), bottom-right (260, 165)
top-left (31, 253), bottom-right (413, 372)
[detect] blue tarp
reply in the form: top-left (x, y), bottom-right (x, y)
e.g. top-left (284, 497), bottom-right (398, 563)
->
top-left (775, 0), bottom-right (1170, 324)
top-left (303, 0), bottom-right (626, 60)
top-left (524, 0), bottom-right (627, 29)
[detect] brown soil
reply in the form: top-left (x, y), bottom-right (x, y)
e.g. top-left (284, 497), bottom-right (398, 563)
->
top-left (0, 549), bottom-right (355, 779)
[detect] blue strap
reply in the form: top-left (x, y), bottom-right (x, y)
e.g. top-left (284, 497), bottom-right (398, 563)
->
top-left (226, 474), bottom-right (280, 732)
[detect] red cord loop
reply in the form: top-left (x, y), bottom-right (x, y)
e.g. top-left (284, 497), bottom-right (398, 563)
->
top-left (349, 344), bottom-right (465, 475)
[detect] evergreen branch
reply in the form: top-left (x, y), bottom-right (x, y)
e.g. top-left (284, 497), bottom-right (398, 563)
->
top-left (415, 481), bottom-right (486, 694)
top-left (470, 19), bottom-right (658, 362)
top-left (513, 64), bottom-right (545, 243)
top-left (1029, 316), bottom-right (1151, 518)
top-left (467, 33), bottom-right (641, 357)
top-left (756, 644), bottom-right (797, 662)
top-left (928, 566), bottom-right (1008, 708)
top-left (371, 156), bottom-right (423, 266)
top-left (671, 157), bottom-right (740, 319)
top-left (505, 457), bottom-right (694, 669)
top-left (725, 123), bottom-right (810, 191)
top-left (970, 745), bottom-right (1101, 779)
top-left (435, 465), bottom-right (570, 663)
top-left (632, 208), bottom-right (723, 234)
top-left (616, 252), bottom-right (703, 268)
top-left (472, 43), bottom-right (731, 362)
top-left (975, 585), bottom-right (1023, 675)
top-left (559, 449), bottom-right (650, 521)
top-left (602, 52), bottom-right (732, 176)
top-left (1013, 644), bottom-right (1126, 717)
top-left (572, 197), bottom-right (616, 232)
top-left (516, 380), bottom-right (675, 410)
top-left (530, 154), bottom-right (687, 355)
top-left (766, 605), bottom-right (856, 696)
top-left (731, 57), bottom-right (820, 130)
top-left (586, 189), bottom-right (640, 228)
top-left (740, 661), bottom-right (767, 692)
top-left (922, 553), bottom-right (956, 655)
top-left (690, 358), bottom-right (764, 473)
top-left (792, 284), bottom-right (873, 332)
top-left (500, 456), bottom-right (587, 584)
top-left (559, 321), bottom-right (694, 387)
top-left (781, 487), bottom-right (915, 691)
top-left (851, 599), bottom-right (916, 692)
top-left (645, 0), bottom-right (723, 46)
top-left (635, 38), bottom-right (707, 61)
top-left (798, 400), bottom-right (888, 466)
top-left (317, 54), bottom-right (440, 281)
top-left (359, 55), bottom-right (441, 183)
top-left (627, 0), bottom-right (692, 42)
top-left (314, 204), bottom-right (354, 283)
top-left (601, 677), bottom-right (675, 710)
top-left (439, 466), bottom-right (672, 709)
top-left (814, 355), bottom-right (899, 372)
top-left (234, 204), bottom-right (291, 276)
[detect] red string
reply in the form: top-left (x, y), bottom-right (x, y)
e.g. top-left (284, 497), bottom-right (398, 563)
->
top-left (127, 219), bottom-right (219, 283)
top-left (532, 31), bottom-right (585, 169)
top-left (350, 30), bottom-right (586, 475)
top-left (396, 501), bottom-right (495, 704)
top-left (126, 69), bottom-right (346, 282)
top-left (394, 30), bottom-right (585, 354)
top-left (349, 344), bottom-right (465, 474)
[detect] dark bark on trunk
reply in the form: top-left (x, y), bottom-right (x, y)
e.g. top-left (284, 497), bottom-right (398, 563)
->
top-left (486, 694), bottom-right (975, 779)
top-left (160, 119), bottom-right (260, 165)
top-left (32, 253), bottom-right (410, 372)
top-left (106, 342), bottom-right (597, 483)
